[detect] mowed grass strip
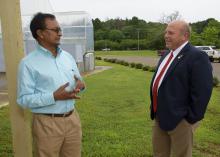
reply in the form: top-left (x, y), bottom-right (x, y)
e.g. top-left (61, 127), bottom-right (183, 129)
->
top-left (0, 60), bottom-right (219, 157)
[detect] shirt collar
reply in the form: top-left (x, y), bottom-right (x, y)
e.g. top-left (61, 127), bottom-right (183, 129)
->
top-left (37, 44), bottom-right (62, 57)
top-left (172, 41), bottom-right (188, 57)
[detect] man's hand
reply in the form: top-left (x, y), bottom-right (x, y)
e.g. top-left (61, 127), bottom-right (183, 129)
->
top-left (53, 82), bottom-right (80, 101)
top-left (74, 75), bottom-right (85, 93)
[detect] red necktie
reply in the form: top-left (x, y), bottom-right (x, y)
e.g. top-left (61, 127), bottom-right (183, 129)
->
top-left (152, 52), bottom-right (173, 113)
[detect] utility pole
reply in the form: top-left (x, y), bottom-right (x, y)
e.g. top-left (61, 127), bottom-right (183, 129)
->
top-left (0, 0), bottom-right (33, 156)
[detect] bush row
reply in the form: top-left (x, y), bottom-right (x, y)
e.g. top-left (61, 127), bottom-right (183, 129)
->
top-left (95, 56), bottom-right (156, 72)
top-left (95, 56), bottom-right (220, 87)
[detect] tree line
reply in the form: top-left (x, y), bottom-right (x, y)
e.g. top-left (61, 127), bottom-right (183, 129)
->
top-left (92, 17), bottom-right (220, 50)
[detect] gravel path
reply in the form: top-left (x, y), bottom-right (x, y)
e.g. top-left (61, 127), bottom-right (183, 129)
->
top-left (104, 56), bottom-right (220, 79)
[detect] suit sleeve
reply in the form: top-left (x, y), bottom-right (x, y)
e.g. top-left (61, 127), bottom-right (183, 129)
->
top-left (186, 52), bottom-right (213, 123)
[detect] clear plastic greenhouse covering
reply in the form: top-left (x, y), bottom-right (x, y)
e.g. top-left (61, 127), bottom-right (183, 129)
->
top-left (23, 12), bottom-right (94, 62)
top-left (0, 0), bottom-right (94, 72)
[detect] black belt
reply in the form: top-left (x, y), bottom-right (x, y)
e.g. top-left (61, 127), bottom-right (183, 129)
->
top-left (40, 110), bottom-right (73, 117)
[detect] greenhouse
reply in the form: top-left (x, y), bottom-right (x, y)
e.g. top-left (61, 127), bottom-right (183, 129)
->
top-left (0, 1), bottom-right (94, 72)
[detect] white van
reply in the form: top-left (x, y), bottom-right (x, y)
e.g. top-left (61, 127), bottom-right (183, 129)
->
top-left (195, 46), bottom-right (220, 62)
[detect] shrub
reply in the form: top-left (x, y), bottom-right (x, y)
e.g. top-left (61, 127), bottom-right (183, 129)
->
top-left (123, 62), bottom-right (129, 66)
top-left (119, 60), bottom-right (126, 65)
top-left (113, 59), bottom-right (117, 63)
top-left (149, 66), bottom-right (156, 72)
top-left (130, 62), bottom-right (136, 68)
top-left (109, 58), bottom-right (117, 63)
top-left (213, 76), bottom-right (219, 87)
top-left (103, 58), bottom-right (108, 62)
top-left (142, 65), bottom-right (150, 71)
top-left (135, 63), bottom-right (143, 69)
top-left (95, 56), bottom-right (102, 60)
top-left (115, 60), bottom-right (123, 64)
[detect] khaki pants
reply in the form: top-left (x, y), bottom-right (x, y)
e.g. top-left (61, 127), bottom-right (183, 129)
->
top-left (32, 110), bottom-right (82, 157)
top-left (152, 119), bottom-right (199, 157)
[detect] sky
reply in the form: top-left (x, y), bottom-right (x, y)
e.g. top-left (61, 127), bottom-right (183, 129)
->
top-left (21, 0), bottom-right (220, 23)
top-left (51, 0), bottom-right (220, 23)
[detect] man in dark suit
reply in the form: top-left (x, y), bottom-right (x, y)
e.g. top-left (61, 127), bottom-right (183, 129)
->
top-left (150, 20), bottom-right (213, 157)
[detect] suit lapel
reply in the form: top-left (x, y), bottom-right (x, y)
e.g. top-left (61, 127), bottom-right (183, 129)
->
top-left (150, 51), bottom-right (169, 90)
top-left (161, 43), bottom-right (191, 84)
top-left (153, 51), bottom-right (169, 78)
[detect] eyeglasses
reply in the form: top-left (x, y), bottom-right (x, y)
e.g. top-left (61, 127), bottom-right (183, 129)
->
top-left (44, 27), bottom-right (62, 33)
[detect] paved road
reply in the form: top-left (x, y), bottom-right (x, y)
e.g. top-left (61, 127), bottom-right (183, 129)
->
top-left (104, 56), bottom-right (220, 79)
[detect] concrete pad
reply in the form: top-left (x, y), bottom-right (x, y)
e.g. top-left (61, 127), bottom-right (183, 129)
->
top-left (82, 66), bottom-right (112, 77)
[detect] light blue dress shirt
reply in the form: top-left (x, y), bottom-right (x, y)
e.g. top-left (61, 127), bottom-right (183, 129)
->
top-left (17, 45), bottom-right (82, 114)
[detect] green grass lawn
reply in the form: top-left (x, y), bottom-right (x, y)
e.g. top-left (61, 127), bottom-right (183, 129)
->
top-left (95, 50), bottom-right (158, 58)
top-left (0, 60), bottom-right (220, 157)
top-left (0, 107), bottom-right (12, 157)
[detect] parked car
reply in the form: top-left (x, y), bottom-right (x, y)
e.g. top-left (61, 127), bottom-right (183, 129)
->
top-left (102, 48), bottom-right (111, 51)
top-left (212, 50), bottom-right (220, 62)
top-left (195, 46), bottom-right (220, 62)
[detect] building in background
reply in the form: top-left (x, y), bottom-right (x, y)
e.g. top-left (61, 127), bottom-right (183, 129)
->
top-left (22, 11), bottom-right (94, 72)
top-left (0, 0), bottom-right (94, 72)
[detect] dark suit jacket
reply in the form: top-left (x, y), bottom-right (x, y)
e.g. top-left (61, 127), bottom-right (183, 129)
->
top-left (150, 43), bottom-right (213, 131)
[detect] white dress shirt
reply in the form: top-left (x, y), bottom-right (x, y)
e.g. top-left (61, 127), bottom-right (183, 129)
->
top-left (153, 41), bottom-right (189, 91)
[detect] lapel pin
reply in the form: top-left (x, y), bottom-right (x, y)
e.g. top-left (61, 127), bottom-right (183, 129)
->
top-left (178, 55), bottom-right (183, 59)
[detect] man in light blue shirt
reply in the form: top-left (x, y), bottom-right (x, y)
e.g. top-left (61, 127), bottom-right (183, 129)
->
top-left (17, 12), bottom-right (85, 157)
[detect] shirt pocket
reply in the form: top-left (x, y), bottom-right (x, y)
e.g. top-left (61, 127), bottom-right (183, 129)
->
top-left (61, 66), bottom-right (76, 92)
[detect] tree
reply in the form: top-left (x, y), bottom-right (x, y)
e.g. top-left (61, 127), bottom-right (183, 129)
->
top-left (94, 40), bottom-right (106, 50)
top-left (95, 30), bottom-right (107, 40)
top-left (148, 32), bottom-right (165, 50)
top-left (93, 16), bottom-right (220, 50)
top-left (120, 39), bottom-right (137, 50)
top-left (108, 29), bottom-right (124, 42)
top-left (160, 11), bottom-right (182, 24)
top-left (130, 16), bottom-right (139, 25)
top-left (190, 31), bottom-right (204, 46)
top-left (122, 26), bottom-right (136, 39)
top-left (202, 26), bottom-right (219, 46)
top-left (92, 18), bottom-right (103, 30)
